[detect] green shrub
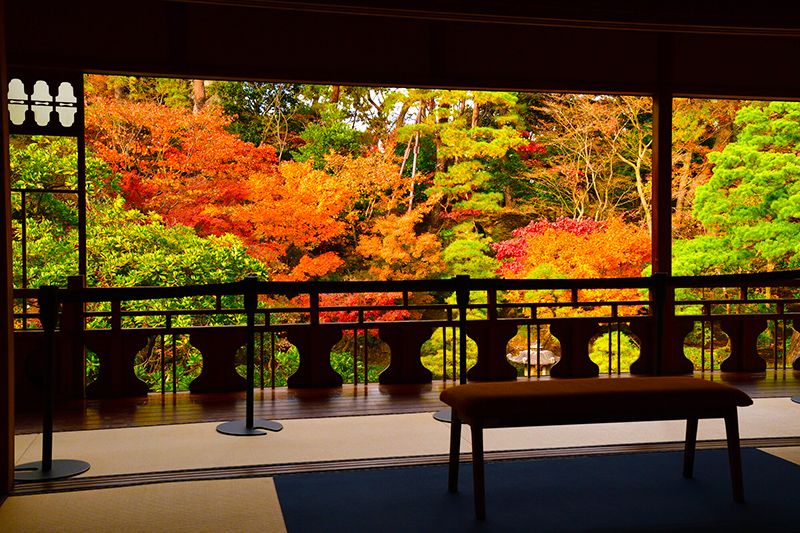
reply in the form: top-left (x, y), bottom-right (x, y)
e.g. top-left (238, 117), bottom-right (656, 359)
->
top-left (589, 331), bottom-right (640, 374)
top-left (421, 327), bottom-right (478, 380)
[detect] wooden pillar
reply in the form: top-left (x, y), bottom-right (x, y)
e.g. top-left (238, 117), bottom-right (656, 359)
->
top-left (77, 90), bottom-right (87, 279)
top-left (1, 0), bottom-right (16, 498)
top-left (650, 34), bottom-right (674, 375)
top-left (652, 32), bottom-right (673, 276)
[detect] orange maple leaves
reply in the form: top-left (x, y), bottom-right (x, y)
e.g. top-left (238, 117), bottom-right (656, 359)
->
top-left (494, 217), bottom-right (652, 314)
top-left (356, 210), bottom-right (445, 280)
top-left (86, 97), bottom-right (349, 279)
top-left (85, 94), bottom-right (422, 281)
top-left (86, 96), bottom-right (276, 235)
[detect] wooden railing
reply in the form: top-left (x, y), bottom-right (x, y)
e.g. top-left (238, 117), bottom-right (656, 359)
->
top-left (11, 272), bottom-right (800, 401)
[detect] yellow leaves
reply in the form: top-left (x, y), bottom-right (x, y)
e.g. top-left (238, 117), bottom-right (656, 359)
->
top-left (323, 150), bottom-right (406, 201)
top-left (275, 252), bottom-right (344, 282)
top-left (356, 209), bottom-right (445, 280)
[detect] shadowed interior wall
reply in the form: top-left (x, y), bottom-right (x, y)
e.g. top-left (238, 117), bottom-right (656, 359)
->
top-left (1, 0), bottom-right (14, 499)
top-left (4, 1), bottom-right (800, 100)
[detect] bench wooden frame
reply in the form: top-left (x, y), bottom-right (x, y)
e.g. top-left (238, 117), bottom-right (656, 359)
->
top-left (440, 377), bottom-right (753, 520)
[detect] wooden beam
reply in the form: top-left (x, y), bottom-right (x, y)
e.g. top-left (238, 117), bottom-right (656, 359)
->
top-left (3, 2), bottom-right (799, 100)
top-left (0, 0), bottom-right (16, 500)
top-left (166, 0), bottom-right (800, 37)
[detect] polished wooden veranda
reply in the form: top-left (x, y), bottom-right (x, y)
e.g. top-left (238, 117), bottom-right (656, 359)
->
top-left (13, 271), bottom-right (800, 438)
top-left (15, 371), bottom-right (800, 435)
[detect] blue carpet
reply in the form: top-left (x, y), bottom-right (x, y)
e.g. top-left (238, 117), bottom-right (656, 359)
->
top-left (275, 448), bottom-right (800, 532)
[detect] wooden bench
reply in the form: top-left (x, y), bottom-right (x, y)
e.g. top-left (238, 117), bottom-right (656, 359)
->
top-left (439, 376), bottom-right (753, 520)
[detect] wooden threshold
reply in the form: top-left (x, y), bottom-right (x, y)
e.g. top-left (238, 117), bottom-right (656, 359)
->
top-left (11, 436), bottom-right (800, 496)
top-left (14, 371), bottom-right (800, 435)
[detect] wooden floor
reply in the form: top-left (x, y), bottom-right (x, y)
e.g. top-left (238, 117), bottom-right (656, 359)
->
top-left (15, 371), bottom-right (800, 435)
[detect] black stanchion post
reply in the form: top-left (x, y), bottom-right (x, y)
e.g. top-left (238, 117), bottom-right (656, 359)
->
top-left (15, 285), bottom-right (90, 481)
top-left (245, 277), bottom-right (256, 429)
top-left (217, 276), bottom-right (283, 436)
top-left (434, 275), bottom-right (471, 423)
top-left (41, 286), bottom-right (54, 472)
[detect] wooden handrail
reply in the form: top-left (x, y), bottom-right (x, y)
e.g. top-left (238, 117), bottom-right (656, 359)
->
top-left (10, 272), bottom-right (800, 399)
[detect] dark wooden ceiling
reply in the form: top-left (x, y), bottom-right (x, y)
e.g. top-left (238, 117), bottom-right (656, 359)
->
top-left (4, 0), bottom-right (800, 99)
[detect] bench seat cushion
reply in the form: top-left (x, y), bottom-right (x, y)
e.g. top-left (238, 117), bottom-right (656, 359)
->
top-left (440, 377), bottom-right (753, 426)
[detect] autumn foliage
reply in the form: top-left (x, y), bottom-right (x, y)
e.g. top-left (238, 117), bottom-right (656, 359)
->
top-left (86, 97), bottom-right (360, 279)
top-left (86, 97), bottom-right (276, 235)
top-left (77, 77), bottom-right (676, 288)
top-left (492, 217), bottom-right (651, 314)
top-left (18, 75), bottom-right (778, 386)
top-left (494, 217), bottom-right (650, 279)
top-left (356, 209), bottom-right (445, 280)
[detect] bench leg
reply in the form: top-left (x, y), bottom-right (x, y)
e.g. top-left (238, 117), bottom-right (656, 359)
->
top-left (724, 410), bottom-right (745, 503)
top-left (471, 424), bottom-right (486, 521)
top-left (448, 413), bottom-right (462, 493)
top-left (683, 417), bottom-right (698, 478)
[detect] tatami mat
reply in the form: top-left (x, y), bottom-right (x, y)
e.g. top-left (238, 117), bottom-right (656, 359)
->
top-left (11, 397), bottom-right (800, 478)
top-left (13, 435), bottom-right (36, 464)
top-left (14, 413), bottom-right (451, 477)
top-left (760, 446), bottom-right (800, 466)
top-left (3, 397), bottom-right (800, 532)
top-left (0, 477), bottom-right (286, 533)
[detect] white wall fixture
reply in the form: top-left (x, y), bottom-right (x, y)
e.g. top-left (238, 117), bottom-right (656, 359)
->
top-left (30, 80), bottom-right (54, 127)
top-left (55, 82), bottom-right (78, 127)
top-left (7, 78), bottom-right (29, 126)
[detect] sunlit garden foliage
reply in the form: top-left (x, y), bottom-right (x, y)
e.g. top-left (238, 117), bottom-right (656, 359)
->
top-left (14, 76), bottom-right (800, 386)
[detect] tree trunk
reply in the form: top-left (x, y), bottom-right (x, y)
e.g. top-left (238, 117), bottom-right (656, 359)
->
top-left (409, 132), bottom-right (420, 213)
top-left (674, 150), bottom-right (694, 225)
top-left (633, 162), bottom-right (652, 235)
top-left (192, 80), bottom-right (206, 113)
top-left (435, 100), bottom-right (448, 173)
top-left (394, 102), bottom-right (410, 132)
top-left (113, 80), bottom-right (128, 99)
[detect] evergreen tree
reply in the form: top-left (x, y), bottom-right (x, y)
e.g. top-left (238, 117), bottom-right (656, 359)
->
top-left (675, 102), bottom-right (800, 274)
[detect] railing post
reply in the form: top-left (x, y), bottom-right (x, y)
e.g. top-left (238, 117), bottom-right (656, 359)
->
top-left (309, 289), bottom-right (319, 326)
top-left (719, 317), bottom-right (768, 372)
top-left (60, 275), bottom-right (85, 400)
top-left (631, 273), bottom-right (667, 375)
top-left (285, 286), bottom-right (343, 388)
top-left (376, 323), bottom-right (433, 385)
top-left (645, 272), bottom-right (693, 376)
top-left (84, 296), bottom-right (150, 399)
top-left (465, 284), bottom-right (518, 382)
top-left (549, 318), bottom-right (601, 378)
top-left (433, 275), bottom-right (471, 423)
top-left (653, 272), bottom-right (667, 375)
top-left (456, 275), bottom-right (470, 385)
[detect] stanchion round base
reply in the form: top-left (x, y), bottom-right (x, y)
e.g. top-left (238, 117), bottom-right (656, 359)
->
top-left (792, 396), bottom-right (800, 405)
top-left (15, 459), bottom-right (90, 481)
top-left (216, 419), bottom-right (284, 436)
top-left (433, 409), bottom-right (451, 423)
